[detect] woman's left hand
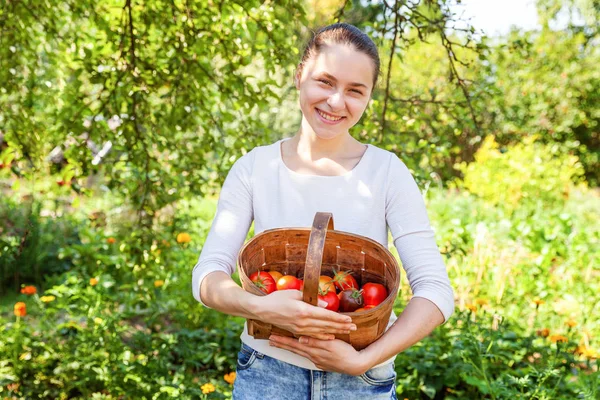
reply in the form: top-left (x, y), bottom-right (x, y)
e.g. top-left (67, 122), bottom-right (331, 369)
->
top-left (268, 334), bottom-right (371, 376)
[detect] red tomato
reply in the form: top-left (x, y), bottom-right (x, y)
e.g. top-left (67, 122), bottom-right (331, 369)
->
top-left (332, 269), bottom-right (358, 291)
top-left (319, 276), bottom-right (336, 293)
top-left (276, 275), bottom-right (303, 291)
top-left (354, 305), bottom-right (376, 313)
top-left (362, 283), bottom-right (388, 306)
top-left (249, 271), bottom-right (277, 294)
top-left (318, 290), bottom-right (340, 312)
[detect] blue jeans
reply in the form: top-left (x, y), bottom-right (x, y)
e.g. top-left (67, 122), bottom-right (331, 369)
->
top-left (232, 342), bottom-right (397, 399)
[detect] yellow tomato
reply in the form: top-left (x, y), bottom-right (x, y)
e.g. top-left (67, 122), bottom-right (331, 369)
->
top-left (319, 276), bottom-right (336, 293)
top-left (267, 270), bottom-right (284, 283)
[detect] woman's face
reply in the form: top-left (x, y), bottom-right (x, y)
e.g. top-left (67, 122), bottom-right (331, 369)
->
top-left (295, 44), bottom-right (374, 141)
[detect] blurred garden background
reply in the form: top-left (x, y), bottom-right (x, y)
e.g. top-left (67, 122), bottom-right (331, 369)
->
top-left (0, 0), bottom-right (598, 398)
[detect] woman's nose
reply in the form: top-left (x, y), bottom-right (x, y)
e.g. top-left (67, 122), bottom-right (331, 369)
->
top-left (327, 92), bottom-right (345, 110)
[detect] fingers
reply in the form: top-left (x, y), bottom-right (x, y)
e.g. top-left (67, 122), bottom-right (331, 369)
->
top-left (269, 335), bottom-right (315, 359)
top-left (298, 336), bottom-right (330, 348)
top-left (280, 291), bottom-right (349, 324)
top-left (308, 306), bottom-right (354, 324)
top-left (301, 313), bottom-right (357, 332)
top-left (306, 333), bottom-right (335, 340)
top-left (292, 308), bottom-right (357, 334)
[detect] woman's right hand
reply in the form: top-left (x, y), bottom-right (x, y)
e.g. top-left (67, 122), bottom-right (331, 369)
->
top-left (250, 290), bottom-right (357, 340)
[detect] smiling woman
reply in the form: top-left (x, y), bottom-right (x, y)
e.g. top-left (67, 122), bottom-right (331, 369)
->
top-left (192, 22), bottom-right (454, 400)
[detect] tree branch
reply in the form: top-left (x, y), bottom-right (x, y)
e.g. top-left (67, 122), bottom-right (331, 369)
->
top-left (333, 0), bottom-right (350, 23)
top-left (379, 3), bottom-right (401, 142)
top-left (125, 0), bottom-right (137, 70)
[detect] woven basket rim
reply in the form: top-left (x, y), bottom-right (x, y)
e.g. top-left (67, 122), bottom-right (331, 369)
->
top-left (237, 225), bottom-right (400, 268)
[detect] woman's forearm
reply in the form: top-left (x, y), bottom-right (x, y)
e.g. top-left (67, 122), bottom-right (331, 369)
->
top-left (361, 297), bottom-right (446, 368)
top-left (199, 271), bottom-right (262, 320)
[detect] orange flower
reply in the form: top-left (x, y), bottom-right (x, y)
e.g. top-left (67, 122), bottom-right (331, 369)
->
top-left (154, 280), bottom-right (164, 288)
top-left (14, 302), bottom-right (27, 317)
top-left (90, 278), bottom-right (99, 286)
top-left (201, 383), bottom-right (215, 394)
top-left (465, 304), bottom-right (477, 313)
top-left (176, 233), bottom-right (192, 244)
top-left (549, 334), bottom-right (568, 344)
top-left (20, 285), bottom-right (37, 295)
top-left (224, 371), bottom-right (236, 384)
top-left (7, 382), bottom-right (20, 391)
top-left (536, 328), bottom-right (550, 338)
top-left (565, 319), bottom-right (577, 328)
top-left (533, 298), bottom-right (545, 306)
top-left (107, 237), bottom-right (116, 244)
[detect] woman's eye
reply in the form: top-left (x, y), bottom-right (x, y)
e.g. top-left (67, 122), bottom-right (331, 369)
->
top-left (317, 79), bottom-right (362, 95)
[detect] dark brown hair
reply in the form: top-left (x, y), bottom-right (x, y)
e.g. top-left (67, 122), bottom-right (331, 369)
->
top-left (296, 23), bottom-right (381, 92)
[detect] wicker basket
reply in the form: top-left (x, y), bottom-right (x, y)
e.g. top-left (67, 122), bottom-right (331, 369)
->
top-left (238, 212), bottom-right (401, 350)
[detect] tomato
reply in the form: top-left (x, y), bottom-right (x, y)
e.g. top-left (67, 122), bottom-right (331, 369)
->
top-left (318, 289), bottom-right (339, 312)
top-left (354, 305), bottom-right (376, 313)
top-left (319, 276), bottom-right (336, 293)
top-left (362, 283), bottom-right (388, 306)
top-left (249, 271), bottom-right (277, 294)
top-left (338, 288), bottom-right (364, 312)
top-left (276, 275), bottom-right (303, 291)
top-left (332, 269), bottom-right (358, 291)
top-left (267, 270), bottom-right (283, 283)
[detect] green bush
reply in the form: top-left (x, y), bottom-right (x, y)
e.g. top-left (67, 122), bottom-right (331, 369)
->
top-left (394, 309), bottom-right (598, 399)
top-left (457, 135), bottom-right (586, 211)
top-left (0, 198), bottom-right (80, 295)
top-left (0, 222), bottom-right (243, 399)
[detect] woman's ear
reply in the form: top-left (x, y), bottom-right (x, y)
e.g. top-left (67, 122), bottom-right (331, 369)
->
top-left (294, 66), bottom-right (302, 89)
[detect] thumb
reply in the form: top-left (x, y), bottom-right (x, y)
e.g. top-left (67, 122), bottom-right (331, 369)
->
top-left (318, 299), bottom-right (328, 308)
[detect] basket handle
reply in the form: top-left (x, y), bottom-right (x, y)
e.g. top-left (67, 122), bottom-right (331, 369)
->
top-left (302, 212), bottom-right (334, 306)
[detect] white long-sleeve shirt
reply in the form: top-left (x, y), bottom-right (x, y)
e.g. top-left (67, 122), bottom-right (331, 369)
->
top-left (192, 137), bottom-right (455, 370)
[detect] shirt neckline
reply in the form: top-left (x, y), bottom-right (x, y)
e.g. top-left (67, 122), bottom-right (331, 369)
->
top-left (278, 138), bottom-right (371, 178)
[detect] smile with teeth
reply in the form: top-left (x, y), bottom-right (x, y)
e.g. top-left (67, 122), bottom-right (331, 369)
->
top-left (316, 108), bottom-right (344, 122)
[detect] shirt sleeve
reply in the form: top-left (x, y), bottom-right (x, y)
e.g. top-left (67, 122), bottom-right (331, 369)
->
top-left (191, 149), bottom-right (255, 307)
top-left (385, 154), bottom-right (455, 322)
